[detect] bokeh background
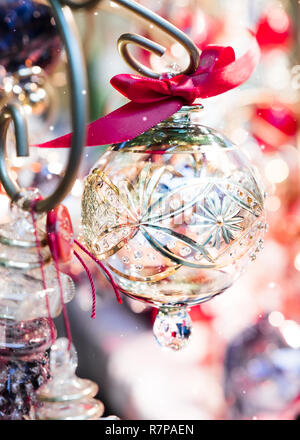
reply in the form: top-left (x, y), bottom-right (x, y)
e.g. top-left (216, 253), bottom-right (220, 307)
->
top-left (2, 0), bottom-right (300, 420)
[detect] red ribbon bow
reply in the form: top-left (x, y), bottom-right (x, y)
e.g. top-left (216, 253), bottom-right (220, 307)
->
top-left (112, 45), bottom-right (236, 106)
top-left (35, 33), bottom-right (260, 149)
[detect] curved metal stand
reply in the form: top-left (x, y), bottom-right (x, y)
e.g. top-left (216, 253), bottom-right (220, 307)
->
top-left (0, 103), bottom-right (29, 202)
top-left (0, 0), bottom-right (87, 213)
top-left (0, 0), bottom-right (199, 211)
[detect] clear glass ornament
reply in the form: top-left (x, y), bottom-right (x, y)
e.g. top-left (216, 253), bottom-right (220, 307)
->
top-left (35, 338), bottom-right (107, 420)
top-left (0, 189), bottom-right (47, 263)
top-left (0, 318), bottom-right (55, 359)
top-left (0, 191), bottom-right (119, 420)
top-left (1, 67), bottom-right (58, 151)
top-left (0, 202), bottom-right (74, 320)
top-left (0, 67), bottom-right (55, 119)
top-left (0, 192), bottom-right (77, 418)
top-left (81, 105), bottom-right (266, 350)
top-left (0, 266), bottom-right (75, 321)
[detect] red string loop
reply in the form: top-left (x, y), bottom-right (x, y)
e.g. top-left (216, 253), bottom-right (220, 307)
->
top-left (30, 198), bottom-right (56, 345)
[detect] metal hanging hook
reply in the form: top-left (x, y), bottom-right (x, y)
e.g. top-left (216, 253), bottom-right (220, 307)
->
top-left (112, 0), bottom-right (200, 78)
top-left (117, 32), bottom-right (166, 79)
top-left (111, 0), bottom-right (200, 78)
top-left (38, 0), bottom-right (200, 78)
top-left (0, 0), bottom-right (87, 213)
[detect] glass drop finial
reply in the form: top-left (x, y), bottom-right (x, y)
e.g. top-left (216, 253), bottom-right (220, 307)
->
top-left (153, 308), bottom-right (192, 351)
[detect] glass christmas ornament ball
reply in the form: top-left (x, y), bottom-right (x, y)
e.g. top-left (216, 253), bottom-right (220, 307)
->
top-left (81, 106), bottom-right (266, 350)
top-left (9, 67), bottom-right (55, 119)
top-left (0, 0), bottom-right (61, 73)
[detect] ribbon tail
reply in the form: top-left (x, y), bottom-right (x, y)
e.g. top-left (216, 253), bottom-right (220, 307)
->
top-left (34, 98), bottom-right (183, 148)
top-left (193, 32), bottom-right (260, 98)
